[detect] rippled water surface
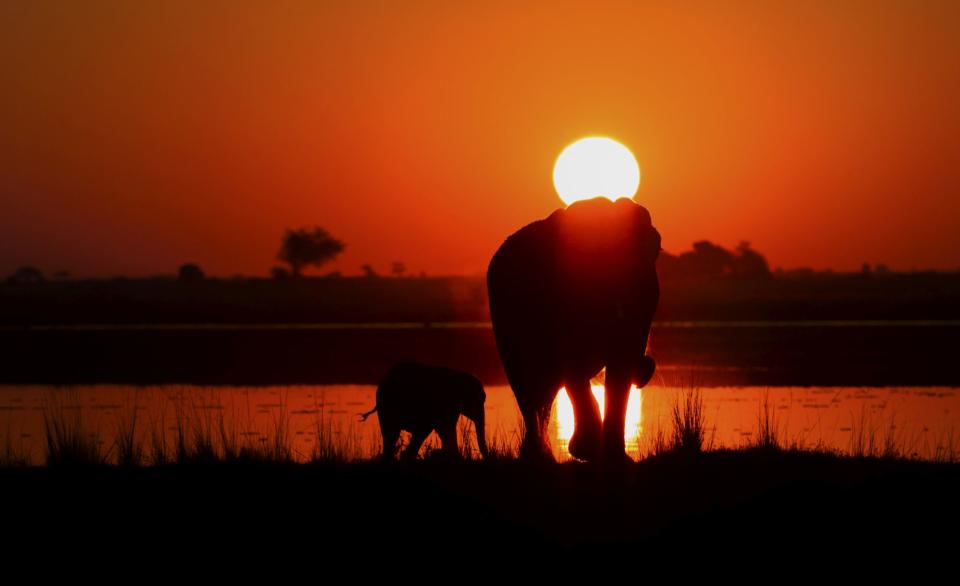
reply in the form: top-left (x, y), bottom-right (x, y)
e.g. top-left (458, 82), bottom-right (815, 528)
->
top-left (1, 384), bottom-right (957, 464)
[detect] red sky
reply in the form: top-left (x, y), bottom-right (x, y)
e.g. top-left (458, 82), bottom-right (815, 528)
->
top-left (1, 1), bottom-right (959, 277)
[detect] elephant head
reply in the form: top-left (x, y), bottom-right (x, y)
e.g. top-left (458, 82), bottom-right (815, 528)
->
top-left (486, 196), bottom-right (661, 462)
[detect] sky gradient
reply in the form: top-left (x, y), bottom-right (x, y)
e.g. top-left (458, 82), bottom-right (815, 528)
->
top-left (2, 1), bottom-right (959, 277)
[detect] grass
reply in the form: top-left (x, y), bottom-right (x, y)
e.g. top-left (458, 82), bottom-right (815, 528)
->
top-left (0, 424), bottom-right (31, 467)
top-left (310, 411), bottom-right (365, 463)
top-left (242, 390), bottom-right (293, 463)
top-left (484, 418), bottom-right (523, 461)
top-left (2, 385), bottom-right (957, 467)
top-left (149, 406), bottom-right (170, 466)
top-left (171, 389), bottom-right (221, 464)
top-left (670, 387), bottom-right (707, 454)
top-left (838, 400), bottom-right (960, 462)
top-left (753, 389), bottom-right (783, 451)
top-left (850, 402), bottom-right (888, 459)
top-left (111, 395), bottom-right (144, 466)
top-left (42, 389), bottom-right (107, 466)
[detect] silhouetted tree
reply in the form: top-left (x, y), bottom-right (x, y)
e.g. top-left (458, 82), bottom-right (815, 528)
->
top-left (391, 261), bottom-right (406, 278)
top-left (5, 266), bottom-right (44, 285)
top-left (680, 241), bottom-right (735, 279)
top-left (178, 263), bottom-right (205, 282)
top-left (271, 266), bottom-right (291, 280)
top-left (361, 264), bottom-right (379, 278)
top-left (730, 241), bottom-right (771, 279)
top-left (277, 226), bottom-right (345, 277)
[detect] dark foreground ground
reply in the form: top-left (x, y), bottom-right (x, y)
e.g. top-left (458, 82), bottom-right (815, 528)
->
top-left (3, 450), bottom-right (958, 574)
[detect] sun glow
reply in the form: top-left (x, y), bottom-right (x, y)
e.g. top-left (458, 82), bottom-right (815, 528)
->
top-left (555, 384), bottom-right (643, 459)
top-left (552, 137), bottom-right (641, 205)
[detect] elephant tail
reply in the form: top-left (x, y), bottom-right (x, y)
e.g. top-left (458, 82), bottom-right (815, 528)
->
top-left (357, 405), bottom-right (378, 422)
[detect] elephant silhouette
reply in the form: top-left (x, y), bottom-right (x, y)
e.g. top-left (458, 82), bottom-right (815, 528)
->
top-left (486, 196), bottom-right (661, 462)
top-left (359, 360), bottom-right (489, 460)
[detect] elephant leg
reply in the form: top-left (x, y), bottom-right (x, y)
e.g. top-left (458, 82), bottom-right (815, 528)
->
top-left (516, 386), bottom-right (556, 462)
top-left (380, 422), bottom-right (401, 461)
top-left (402, 428), bottom-right (430, 461)
top-left (566, 377), bottom-right (603, 462)
top-left (437, 419), bottom-right (462, 460)
top-left (603, 365), bottom-right (633, 462)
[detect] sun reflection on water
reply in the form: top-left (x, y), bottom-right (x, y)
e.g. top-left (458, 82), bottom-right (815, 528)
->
top-left (554, 384), bottom-right (643, 459)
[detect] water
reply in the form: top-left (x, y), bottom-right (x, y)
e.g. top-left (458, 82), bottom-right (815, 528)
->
top-left (1, 384), bottom-right (957, 465)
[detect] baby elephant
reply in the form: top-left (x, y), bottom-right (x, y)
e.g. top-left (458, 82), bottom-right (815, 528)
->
top-left (359, 360), bottom-right (489, 460)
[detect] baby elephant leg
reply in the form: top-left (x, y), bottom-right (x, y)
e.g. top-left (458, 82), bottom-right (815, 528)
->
top-left (380, 423), bottom-right (401, 461)
top-left (402, 428), bottom-right (431, 461)
top-left (437, 418), bottom-right (462, 459)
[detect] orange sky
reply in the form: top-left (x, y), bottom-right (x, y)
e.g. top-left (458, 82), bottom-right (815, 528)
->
top-left (1, 1), bottom-right (959, 277)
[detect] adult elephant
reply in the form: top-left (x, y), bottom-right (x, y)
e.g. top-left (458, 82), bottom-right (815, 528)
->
top-left (486, 196), bottom-right (661, 462)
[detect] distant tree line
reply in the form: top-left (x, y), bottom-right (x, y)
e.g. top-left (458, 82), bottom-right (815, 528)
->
top-left (5, 229), bottom-right (948, 285)
top-left (5, 266), bottom-right (45, 285)
top-left (658, 241), bottom-right (772, 280)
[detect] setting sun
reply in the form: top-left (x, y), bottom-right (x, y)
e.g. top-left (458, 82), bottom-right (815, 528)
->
top-left (552, 137), bottom-right (641, 206)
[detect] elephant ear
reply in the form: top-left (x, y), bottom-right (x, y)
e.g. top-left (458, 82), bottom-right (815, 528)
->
top-left (645, 224), bottom-right (662, 263)
top-left (617, 197), bottom-right (651, 223)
